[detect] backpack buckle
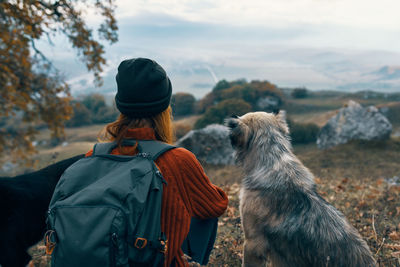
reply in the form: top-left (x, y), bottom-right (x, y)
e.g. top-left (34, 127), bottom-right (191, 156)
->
top-left (44, 230), bottom-right (57, 255)
top-left (134, 237), bottom-right (148, 249)
top-left (159, 239), bottom-right (168, 254)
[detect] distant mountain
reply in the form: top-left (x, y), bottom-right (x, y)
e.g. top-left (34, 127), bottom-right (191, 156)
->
top-left (371, 66), bottom-right (400, 80)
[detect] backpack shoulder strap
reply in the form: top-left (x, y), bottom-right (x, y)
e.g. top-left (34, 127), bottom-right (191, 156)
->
top-left (137, 140), bottom-right (175, 161)
top-left (92, 142), bottom-right (116, 156)
top-left (92, 140), bottom-right (138, 156)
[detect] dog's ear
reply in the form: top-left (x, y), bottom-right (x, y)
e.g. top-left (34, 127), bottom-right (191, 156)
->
top-left (225, 116), bottom-right (239, 129)
top-left (275, 110), bottom-right (289, 134)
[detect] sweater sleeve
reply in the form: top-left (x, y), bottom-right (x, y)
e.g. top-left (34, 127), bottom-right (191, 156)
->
top-left (174, 148), bottom-right (228, 219)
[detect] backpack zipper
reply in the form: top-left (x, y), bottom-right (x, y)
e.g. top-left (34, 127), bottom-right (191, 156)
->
top-left (110, 232), bottom-right (119, 267)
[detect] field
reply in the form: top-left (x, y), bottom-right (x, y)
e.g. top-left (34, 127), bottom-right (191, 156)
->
top-left (3, 90), bottom-right (400, 266)
top-left (27, 138), bottom-right (400, 266)
top-left (207, 139), bottom-right (400, 266)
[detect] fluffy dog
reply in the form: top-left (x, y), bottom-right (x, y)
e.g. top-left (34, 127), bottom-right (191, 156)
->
top-left (226, 112), bottom-right (376, 267)
top-left (0, 154), bottom-right (84, 267)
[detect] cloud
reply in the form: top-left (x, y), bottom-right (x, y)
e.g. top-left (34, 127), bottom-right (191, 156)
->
top-left (36, 3), bottom-right (400, 97)
top-left (114, 0), bottom-right (400, 30)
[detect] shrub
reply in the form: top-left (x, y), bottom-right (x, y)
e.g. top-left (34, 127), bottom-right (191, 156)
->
top-left (196, 80), bottom-right (284, 114)
top-left (65, 102), bottom-right (92, 127)
top-left (219, 80), bottom-right (284, 109)
top-left (385, 103), bottom-right (400, 127)
top-left (82, 94), bottom-right (107, 114)
top-left (92, 105), bottom-right (118, 124)
top-left (194, 92), bottom-right (216, 114)
top-left (212, 80), bottom-right (231, 92)
top-left (171, 93), bottom-right (196, 116)
top-left (287, 119), bottom-right (320, 144)
top-left (291, 88), bottom-right (308, 98)
top-left (66, 94), bottom-right (118, 127)
top-left (194, 99), bottom-right (252, 129)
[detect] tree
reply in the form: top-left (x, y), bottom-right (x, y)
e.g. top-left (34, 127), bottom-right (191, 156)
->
top-left (194, 99), bottom-right (252, 129)
top-left (291, 88), bottom-right (308, 98)
top-left (65, 102), bottom-right (92, 127)
top-left (171, 92), bottom-right (196, 116)
top-left (212, 79), bottom-right (231, 92)
top-left (81, 94), bottom-right (117, 124)
top-left (0, 0), bottom-right (118, 161)
top-left (82, 94), bottom-right (107, 116)
top-left (65, 94), bottom-right (118, 127)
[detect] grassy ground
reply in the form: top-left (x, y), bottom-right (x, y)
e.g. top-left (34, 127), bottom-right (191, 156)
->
top-left (10, 92), bottom-right (400, 266)
top-left (29, 138), bottom-right (400, 266)
top-left (284, 90), bottom-right (399, 126)
top-left (207, 139), bottom-right (400, 267)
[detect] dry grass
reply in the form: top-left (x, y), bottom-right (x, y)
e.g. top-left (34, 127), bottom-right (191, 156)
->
top-left (21, 110), bottom-right (400, 267)
top-left (206, 139), bottom-right (400, 267)
top-left (173, 115), bottom-right (201, 128)
top-left (27, 138), bottom-right (400, 267)
top-left (289, 110), bottom-right (338, 126)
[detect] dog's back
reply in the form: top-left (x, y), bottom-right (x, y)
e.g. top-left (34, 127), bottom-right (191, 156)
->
top-left (0, 154), bottom-right (84, 267)
top-left (260, 179), bottom-right (375, 267)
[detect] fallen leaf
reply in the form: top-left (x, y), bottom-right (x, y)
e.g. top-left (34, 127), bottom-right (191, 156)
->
top-left (389, 231), bottom-right (400, 241)
top-left (385, 244), bottom-right (400, 251)
top-left (391, 251), bottom-right (400, 257)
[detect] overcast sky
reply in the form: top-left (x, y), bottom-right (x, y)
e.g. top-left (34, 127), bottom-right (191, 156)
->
top-left (43, 0), bottom-right (400, 97)
top-left (113, 0), bottom-right (400, 51)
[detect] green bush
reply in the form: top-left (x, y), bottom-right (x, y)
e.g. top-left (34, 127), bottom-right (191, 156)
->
top-left (194, 99), bottom-right (252, 129)
top-left (171, 92), bottom-right (196, 116)
top-left (291, 88), bottom-right (308, 98)
top-left (287, 119), bottom-right (320, 144)
top-left (194, 92), bottom-right (215, 114)
top-left (66, 94), bottom-right (118, 127)
top-left (218, 80), bottom-right (284, 109)
top-left (385, 103), bottom-right (400, 127)
top-left (65, 102), bottom-right (92, 127)
top-left (197, 79), bottom-right (284, 113)
top-left (82, 94), bottom-right (107, 114)
top-left (212, 79), bottom-right (231, 92)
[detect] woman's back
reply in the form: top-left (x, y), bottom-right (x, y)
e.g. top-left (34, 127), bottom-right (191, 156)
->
top-left (86, 127), bottom-right (228, 266)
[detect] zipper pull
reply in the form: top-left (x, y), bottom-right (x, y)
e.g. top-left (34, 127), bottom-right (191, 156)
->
top-left (111, 233), bottom-right (118, 246)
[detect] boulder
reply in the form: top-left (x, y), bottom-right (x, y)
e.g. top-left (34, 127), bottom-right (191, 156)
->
top-left (176, 124), bottom-right (235, 165)
top-left (317, 100), bottom-right (392, 149)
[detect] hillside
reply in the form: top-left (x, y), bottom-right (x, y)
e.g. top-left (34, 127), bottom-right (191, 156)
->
top-left (26, 138), bottom-right (400, 266)
top-left (2, 89), bottom-right (399, 266)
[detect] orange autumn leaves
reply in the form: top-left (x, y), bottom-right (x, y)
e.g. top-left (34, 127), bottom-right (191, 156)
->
top-left (0, 0), bottom-right (118, 162)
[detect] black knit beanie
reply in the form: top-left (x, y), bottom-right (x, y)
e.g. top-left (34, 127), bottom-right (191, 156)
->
top-left (115, 58), bottom-right (172, 118)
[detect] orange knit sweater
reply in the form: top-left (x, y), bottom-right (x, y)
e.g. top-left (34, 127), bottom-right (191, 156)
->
top-left (86, 128), bottom-right (228, 266)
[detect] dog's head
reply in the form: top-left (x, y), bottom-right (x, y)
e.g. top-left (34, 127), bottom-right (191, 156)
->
top-left (225, 111), bottom-right (289, 153)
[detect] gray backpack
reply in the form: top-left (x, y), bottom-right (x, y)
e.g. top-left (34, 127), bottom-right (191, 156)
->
top-left (45, 140), bottom-right (175, 267)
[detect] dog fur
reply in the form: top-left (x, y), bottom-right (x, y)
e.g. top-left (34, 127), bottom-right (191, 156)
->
top-left (0, 155), bottom-right (84, 267)
top-left (226, 111), bottom-right (376, 267)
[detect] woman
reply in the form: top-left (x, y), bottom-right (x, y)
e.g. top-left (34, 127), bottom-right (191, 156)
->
top-left (86, 58), bottom-right (228, 266)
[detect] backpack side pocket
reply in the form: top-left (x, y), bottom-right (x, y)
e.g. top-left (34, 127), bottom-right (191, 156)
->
top-left (47, 205), bottom-right (128, 267)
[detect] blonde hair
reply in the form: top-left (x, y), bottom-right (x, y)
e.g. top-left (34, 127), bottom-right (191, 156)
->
top-left (99, 106), bottom-right (175, 154)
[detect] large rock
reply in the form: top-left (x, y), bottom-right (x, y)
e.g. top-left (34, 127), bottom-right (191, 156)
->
top-left (176, 124), bottom-right (235, 165)
top-left (317, 100), bottom-right (392, 149)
